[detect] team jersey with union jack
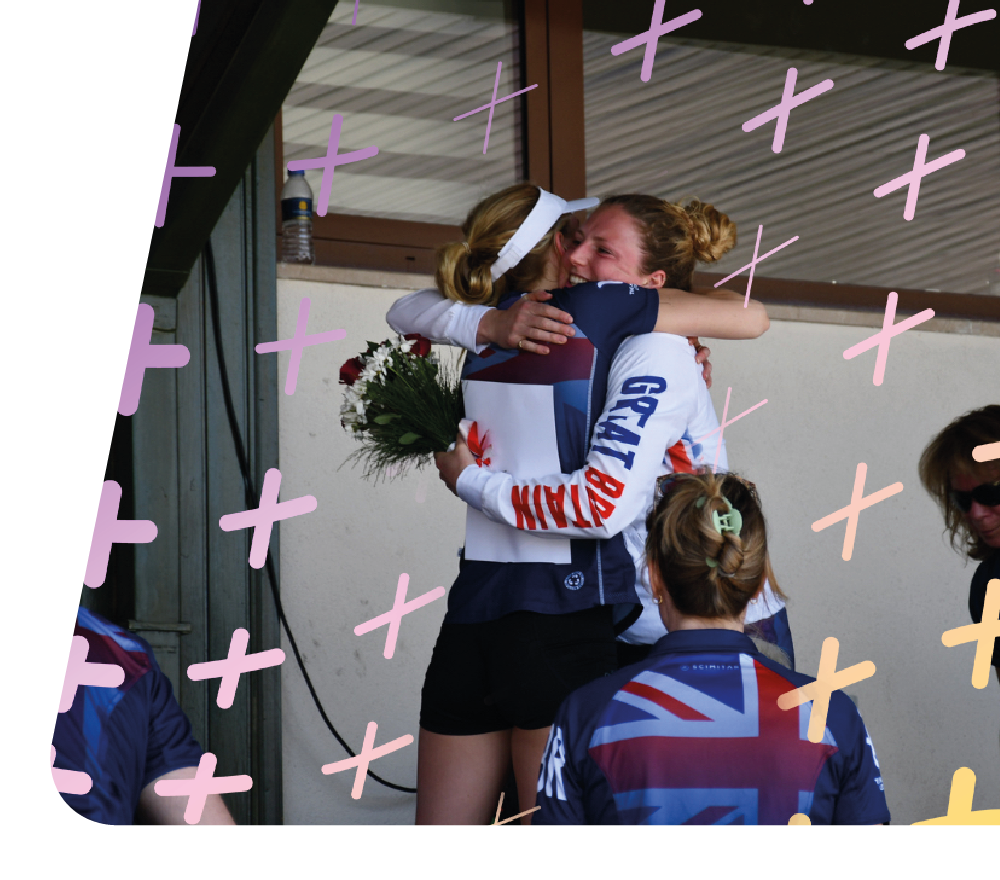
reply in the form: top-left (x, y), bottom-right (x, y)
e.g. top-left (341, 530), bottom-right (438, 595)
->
top-left (534, 629), bottom-right (889, 825)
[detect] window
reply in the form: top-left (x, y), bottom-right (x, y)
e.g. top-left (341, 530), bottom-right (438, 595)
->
top-left (275, 0), bottom-right (1000, 320)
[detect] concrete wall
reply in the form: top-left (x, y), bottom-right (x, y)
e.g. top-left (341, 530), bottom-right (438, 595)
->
top-left (276, 272), bottom-right (1000, 825)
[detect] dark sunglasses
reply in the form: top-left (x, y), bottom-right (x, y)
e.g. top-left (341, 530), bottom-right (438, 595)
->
top-left (950, 479), bottom-right (1000, 513)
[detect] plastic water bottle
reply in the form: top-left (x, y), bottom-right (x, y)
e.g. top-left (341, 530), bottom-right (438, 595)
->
top-left (281, 170), bottom-right (314, 264)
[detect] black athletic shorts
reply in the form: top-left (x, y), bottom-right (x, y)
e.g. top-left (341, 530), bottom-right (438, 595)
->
top-left (419, 606), bottom-right (617, 735)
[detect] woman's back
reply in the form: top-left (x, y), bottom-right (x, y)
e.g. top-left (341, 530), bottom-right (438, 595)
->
top-left (534, 628), bottom-right (890, 824)
top-left (448, 281), bottom-right (660, 624)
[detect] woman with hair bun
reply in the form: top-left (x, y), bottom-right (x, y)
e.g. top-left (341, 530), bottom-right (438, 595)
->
top-left (400, 183), bottom-right (769, 825)
top-left (561, 194), bottom-right (794, 667)
top-left (534, 472), bottom-right (890, 825)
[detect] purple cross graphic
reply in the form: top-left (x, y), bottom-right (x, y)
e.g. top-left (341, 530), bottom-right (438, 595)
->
top-left (742, 67), bottom-right (834, 153)
top-left (873, 133), bottom-right (966, 221)
top-left (85, 481), bottom-right (157, 589)
top-left (156, 125), bottom-right (216, 227)
top-left (842, 292), bottom-right (936, 386)
top-left (119, 304), bottom-right (190, 416)
top-left (714, 224), bottom-right (799, 306)
top-left (59, 635), bottom-right (125, 712)
top-left (905, 1), bottom-right (996, 70)
top-left (610, 3), bottom-right (702, 82)
top-left (287, 114), bottom-right (379, 217)
top-left (453, 62), bottom-right (538, 154)
top-left (218, 468), bottom-right (316, 569)
top-left (255, 298), bottom-right (345, 395)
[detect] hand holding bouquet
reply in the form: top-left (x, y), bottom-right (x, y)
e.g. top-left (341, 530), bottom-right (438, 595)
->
top-left (339, 334), bottom-right (462, 481)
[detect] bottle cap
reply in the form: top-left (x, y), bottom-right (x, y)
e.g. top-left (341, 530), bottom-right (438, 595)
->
top-left (287, 169), bottom-right (305, 177)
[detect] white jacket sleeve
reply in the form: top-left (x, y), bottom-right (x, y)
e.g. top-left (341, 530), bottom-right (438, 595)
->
top-left (385, 287), bottom-right (490, 353)
top-left (456, 334), bottom-right (702, 539)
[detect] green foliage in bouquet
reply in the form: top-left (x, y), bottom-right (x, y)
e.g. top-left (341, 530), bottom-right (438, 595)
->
top-left (339, 337), bottom-right (463, 481)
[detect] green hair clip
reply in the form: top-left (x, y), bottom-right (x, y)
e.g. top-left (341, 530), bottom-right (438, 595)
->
top-left (705, 496), bottom-right (741, 568)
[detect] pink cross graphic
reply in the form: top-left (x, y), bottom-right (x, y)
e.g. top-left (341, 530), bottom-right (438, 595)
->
top-left (118, 303), bottom-right (190, 416)
top-left (610, 3), bottom-right (702, 82)
top-left (155, 124), bottom-right (216, 227)
top-left (696, 387), bottom-right (768, 473)
top-left (51, 746), bottom-right (91, 796)
top-left (453, 62), bottom-right (538, 154)
top-left (153, 752), bottom-right (253, 824)
top-left (352, 0), bottom-right (360, 25)
top-left (287, 114), bottom-right (378, 217)
top-left (219, 468), bottom-right (316, 569)
top-left (973, 442), bottom-right (1000, 463)
top-left (873, 133), bottom-right (965, 221)
top-left (187, 628), bottom-right (285, 709)
top-left (255, 298), bottom-right (345, 395)
top-left (811, 463), bottom-right (904, 561)
top-left (713, 224), bottom-right (799, 305)
top-left (355, 573), bottom-right (445, 660)
top-left (85, 480), bottom-right (157, 588)
top-left (742, 67), bottom-right (834, 153)
top-left (59, 635), bottom-right (124, 712)
top-left (843, 292), bottom-right (935, 386)
top-left (905, 1), bottom-right (996, 70)
top-left (321, 721), bottom-right (413, 800)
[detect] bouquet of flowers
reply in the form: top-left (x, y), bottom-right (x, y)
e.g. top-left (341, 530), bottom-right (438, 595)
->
top-left (339, 333), bottom-right (463, 481)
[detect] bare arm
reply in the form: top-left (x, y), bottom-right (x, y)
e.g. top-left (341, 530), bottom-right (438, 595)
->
top-left (655, 288), bottom-right (769, 339)
top-left (137, 766), bottom-right (237, 825)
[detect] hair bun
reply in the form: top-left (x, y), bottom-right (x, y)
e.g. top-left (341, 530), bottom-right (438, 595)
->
top-left (435, 239), bottom-right (494, 305)
top-left (684, 200), bottom-right (737, 264)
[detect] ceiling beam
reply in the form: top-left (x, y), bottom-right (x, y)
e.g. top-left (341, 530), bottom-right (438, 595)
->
top-left (142, 0), bottom-right (340, 297)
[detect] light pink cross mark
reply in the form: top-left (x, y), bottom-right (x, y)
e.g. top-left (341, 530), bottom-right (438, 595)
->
top-left (156, 124), bottom-right (216, 227)
top-left (287, 114), bottom-right (378, 217)
top-left (610, 3), bottom-right (702, 82)
top-left (187, 628), bottom-right (285, 709)
top-left (843, 292), bottom-right (935, 386)
top-left (973, 442), bottom-right (1000, 463)
top-left (219, 468), bottom-right (316, 569)
top-left (85, 481), bottom-right (157, 588)
top-left (742, 67), bottom-right (834, 153)
top-left (873, 133), bottom-right (965, 221)
top-left (119, 303), bottom-right (190, 415)
top-left (51, 746), bottom-right (92, 796)
top-left (352, 0), bottom-right (360, 25)
top-left (714, 224), bottom-right (799, 306)
top-left (59, 635), bottom-right (124, 713)
top-left (153, 752), bottom-right (253, 824)
top-left (355, 573), bottom-right (445, 660)
top-left (255, 298), bottom-right (345, 395)
top-left (811, 463), bottom-right (904, 561)
top-left (696, 387), bottom-right (768, 473)
top-left (453, 62), bottom-right (538, 154)
top-left (905, 0), bottom-right (996, 70)
top-left (321, 721), bottom-right (413, 800)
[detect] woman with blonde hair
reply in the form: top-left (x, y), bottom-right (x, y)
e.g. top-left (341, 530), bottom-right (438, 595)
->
top-left (534, 472), bottom-right (890, 825)
top-left (395, 183), bottom-right (768, 825)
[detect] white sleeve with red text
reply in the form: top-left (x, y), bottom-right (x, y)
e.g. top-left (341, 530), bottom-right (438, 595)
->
top-left (385, 287), bottom-right (490, 353)
top-left (456, 334), bottom-right (701, 539)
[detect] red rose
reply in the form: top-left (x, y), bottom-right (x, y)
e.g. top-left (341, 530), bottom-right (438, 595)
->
top-left (339, 357), bottom-right (365, 386)
top-left (404, 333), bottom-right (432, 358)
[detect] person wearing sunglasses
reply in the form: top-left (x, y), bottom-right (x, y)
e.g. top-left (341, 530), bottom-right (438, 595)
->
top-left (533, 472), bottom-right (890, 824)
top-left (919, 404), bottom-right (1000, 686)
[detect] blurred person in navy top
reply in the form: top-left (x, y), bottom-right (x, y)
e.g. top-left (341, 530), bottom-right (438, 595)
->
top-left (534, 472), bottom-right (890, 825)
top-left (52, 608), bottom-right (235, 824)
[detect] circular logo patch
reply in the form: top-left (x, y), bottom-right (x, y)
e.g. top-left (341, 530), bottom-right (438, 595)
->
top-left (564, 571), bottom-right (585, 590)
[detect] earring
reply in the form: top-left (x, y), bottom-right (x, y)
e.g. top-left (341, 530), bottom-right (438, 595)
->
top-left (653, 596), bottom-right (662, 605)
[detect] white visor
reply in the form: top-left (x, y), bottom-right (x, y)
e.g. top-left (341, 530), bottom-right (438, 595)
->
top-left (490, 188), bottom-right (600, 282)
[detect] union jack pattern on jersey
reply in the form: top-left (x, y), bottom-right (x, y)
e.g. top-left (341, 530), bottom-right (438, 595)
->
top-left (535, 630), bottom-right (889, 825)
